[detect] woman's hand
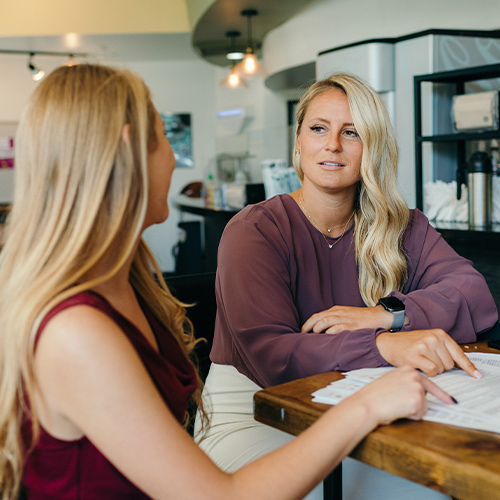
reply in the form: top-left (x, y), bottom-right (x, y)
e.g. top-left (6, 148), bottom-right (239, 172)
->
top-left (375, 328), bottom-right (481, 378)
top-left (301, 305), bottom-right (394, 334)
top-left (349, 365), bottom-right (455, 426)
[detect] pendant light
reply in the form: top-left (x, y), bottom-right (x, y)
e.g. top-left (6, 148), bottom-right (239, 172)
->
top-left (236, 9), bottom-right (263, 79)
top-left (219, 31), bottom-right (248, 89)
top-left (219, 62), bottom-right (248, 89)
top-left (225, 30), bottom-right (245, 62)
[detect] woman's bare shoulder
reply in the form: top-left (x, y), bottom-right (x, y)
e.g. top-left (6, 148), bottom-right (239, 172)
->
top-left (37, 303), bottom-right (126, 357)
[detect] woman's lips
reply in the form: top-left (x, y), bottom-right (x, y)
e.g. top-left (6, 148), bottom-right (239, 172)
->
top-left (320, 161), bottom-right (344, 167)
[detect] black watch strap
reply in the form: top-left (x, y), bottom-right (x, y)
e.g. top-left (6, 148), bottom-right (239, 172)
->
top-left (389, 309), bottom-right (405, 332)
top-left (377, 297), bottom-right (405, 332)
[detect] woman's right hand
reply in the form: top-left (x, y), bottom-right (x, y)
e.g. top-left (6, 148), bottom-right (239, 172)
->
top-left (375, 328), bottom-right (481, 378)
top-left (349, 365), bottom-right (455, 426)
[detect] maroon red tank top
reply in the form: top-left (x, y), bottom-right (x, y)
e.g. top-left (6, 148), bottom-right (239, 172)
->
top-left (23, 291), bottom-right (197, 499)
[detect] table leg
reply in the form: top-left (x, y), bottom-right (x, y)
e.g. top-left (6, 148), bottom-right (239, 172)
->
top-left (323, 463), bottom-right (342, 500)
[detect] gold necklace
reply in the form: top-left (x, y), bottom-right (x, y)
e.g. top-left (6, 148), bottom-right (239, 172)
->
top-left (298, 195), bottom-right (355, 249)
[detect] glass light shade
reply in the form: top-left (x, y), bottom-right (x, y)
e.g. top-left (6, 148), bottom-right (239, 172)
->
top-left (236, 50), bottom-right (262, 79)
top-left (219, 66), bottom-right (248, 89)
top-left (226, 51), bottom-right (245, 61)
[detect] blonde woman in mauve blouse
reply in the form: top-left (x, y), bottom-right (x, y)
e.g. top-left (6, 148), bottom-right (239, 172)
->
top-left (196, 73), bottom-right (497, 500)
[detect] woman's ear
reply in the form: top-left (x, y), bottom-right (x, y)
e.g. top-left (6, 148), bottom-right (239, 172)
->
top-left (121, 124), bottom-right (131, 143)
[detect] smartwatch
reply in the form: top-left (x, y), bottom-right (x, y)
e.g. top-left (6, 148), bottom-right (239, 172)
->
top-left (377, 296), bottom-right (405, 332)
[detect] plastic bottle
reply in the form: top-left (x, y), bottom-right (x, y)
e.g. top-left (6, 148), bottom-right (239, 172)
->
top-left (204, 174), bottom-right (215, 208)
top-left (204, 174), bottom-right (223, 209)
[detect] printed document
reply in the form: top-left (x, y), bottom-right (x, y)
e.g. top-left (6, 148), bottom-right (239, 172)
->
top-left (311, 353), bottom-right (500, 434)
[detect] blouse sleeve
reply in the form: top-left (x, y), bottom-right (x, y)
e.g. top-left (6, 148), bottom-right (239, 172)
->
top-left (391, 210), bottom-right (498, 343)
top-left (212, 211), bottom-right (388, 388)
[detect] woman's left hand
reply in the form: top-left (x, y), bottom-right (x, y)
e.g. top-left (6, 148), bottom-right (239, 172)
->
top-left (301, 305), bottom-right (394, 334)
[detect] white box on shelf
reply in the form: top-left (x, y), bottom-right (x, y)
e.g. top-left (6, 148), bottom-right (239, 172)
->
top-left (452, 91), bottom-right (499, 132)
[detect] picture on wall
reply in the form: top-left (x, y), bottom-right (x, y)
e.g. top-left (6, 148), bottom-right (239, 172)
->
top-left (160, 112), bottom-right (193, 169)
top-left (0, 137), bottom-right (14, 169)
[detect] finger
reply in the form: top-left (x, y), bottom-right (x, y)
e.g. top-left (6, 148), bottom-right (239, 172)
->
top-left (301, 315), bottom-right (319, 333)
top-left (324, 324), bottom-right (347, 335)
top-left (409, 398), bottom-right (428, 420)
top-left (450, 347), bottom-right (482, 379)
top-left (301, 312), bottom-right (330, 333)
top-left (312, 318), bottom-right (332, 333)
top-left (420, 375), bottom-right (457, 405)
top-left (411, 354), bottom-right (442, 377)
top-left (312, 315), bottom-right (343, 333)
top-left (434, 346), bottom-right (456, 372)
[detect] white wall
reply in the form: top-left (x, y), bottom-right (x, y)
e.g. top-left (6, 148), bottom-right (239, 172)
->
top-left (214, 66), bottom-right (289, 182)
top-left (0, 54), bottom-right (65, 204)
top-left (125, 59), bottom-right (217, 272)
top-left (0, 54), bottom-right (217, 273)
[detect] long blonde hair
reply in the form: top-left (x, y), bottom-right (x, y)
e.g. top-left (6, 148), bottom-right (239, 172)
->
top-left (0, 64), bottom-right (204, 499)
top-left (293, 73), bottom-right (410, 306)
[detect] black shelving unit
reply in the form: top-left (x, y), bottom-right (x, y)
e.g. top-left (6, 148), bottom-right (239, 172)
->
top-left (414, 65), bottom-right (500, 308)
top-left (414, 63), bottom-right (500, 212)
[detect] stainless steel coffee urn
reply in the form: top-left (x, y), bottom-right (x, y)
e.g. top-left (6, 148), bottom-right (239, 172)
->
top-left (467, 151), bottom-right (493, 229)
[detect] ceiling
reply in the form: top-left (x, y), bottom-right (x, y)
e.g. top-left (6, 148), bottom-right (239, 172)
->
top-left (191, 0), bottom-right (315, 66)
top-left (0, 0), bottom-right (315, 67)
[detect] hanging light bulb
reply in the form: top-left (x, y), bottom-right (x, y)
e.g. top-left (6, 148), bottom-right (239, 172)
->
top-left (219, 31), bottom-right (247, 89)
top-left (27, 53), bottom-right (45, 81)
top-left (236, 9), bottom-right (263, 79)
top-left (219, 62), bottom-right (248, 89)
top-left (240, 49), bottom-right (259, 75)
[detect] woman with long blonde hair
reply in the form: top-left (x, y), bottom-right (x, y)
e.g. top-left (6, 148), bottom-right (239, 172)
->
top-left (0, 64), bottom-right (456, 500)
top-left (196, 73), bottom-right (497, 500)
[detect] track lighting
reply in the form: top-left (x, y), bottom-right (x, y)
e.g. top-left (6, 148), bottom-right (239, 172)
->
top-left (65, 54), bottom-right (78, 67)
top-left (27, 54), bottom-right (45, 81)
top-left (0, 49), bottom-right (87, 81)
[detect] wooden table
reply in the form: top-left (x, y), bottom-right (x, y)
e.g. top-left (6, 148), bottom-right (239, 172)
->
top-left (253, 341), bottom-right (500, 500)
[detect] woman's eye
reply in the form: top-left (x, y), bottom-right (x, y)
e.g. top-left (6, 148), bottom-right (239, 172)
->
top-left (344, 129), bottom-right (359, 138)
top-left (310, 125), bottom-right (325, 133)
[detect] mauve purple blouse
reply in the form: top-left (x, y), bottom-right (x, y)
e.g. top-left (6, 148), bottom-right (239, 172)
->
top-left (210, 194), bottom-right (498, 388)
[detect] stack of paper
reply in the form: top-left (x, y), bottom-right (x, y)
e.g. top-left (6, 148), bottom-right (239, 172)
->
top-left (312, 353), bottom-right (500, 434)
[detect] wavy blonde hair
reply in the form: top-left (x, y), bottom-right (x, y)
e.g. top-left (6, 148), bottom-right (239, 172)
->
top-left (293, 73), bottom-right (410, 306)
top-left (0, 64), bottom-right (205, 499)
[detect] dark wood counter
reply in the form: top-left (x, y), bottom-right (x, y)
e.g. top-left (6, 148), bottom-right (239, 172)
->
top-left (174, 195), bottom-right (238, 273)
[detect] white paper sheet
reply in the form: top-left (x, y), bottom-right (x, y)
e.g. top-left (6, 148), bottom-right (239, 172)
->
top-left (311, 353), bottom-right (500, 434)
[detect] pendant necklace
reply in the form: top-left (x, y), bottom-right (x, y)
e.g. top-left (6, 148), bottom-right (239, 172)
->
top-left (298, 194), bottom-right (355, 249)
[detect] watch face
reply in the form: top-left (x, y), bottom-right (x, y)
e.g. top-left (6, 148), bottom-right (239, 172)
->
top-left (379, 297), bottom-right (405, 311)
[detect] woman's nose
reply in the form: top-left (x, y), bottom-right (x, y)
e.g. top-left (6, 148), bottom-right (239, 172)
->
top-left (325, 132), bottom-right (342, 152)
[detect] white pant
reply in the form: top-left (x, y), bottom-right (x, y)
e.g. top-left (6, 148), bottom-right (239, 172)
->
top-left (195, 364), bottom-right (451, 500)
